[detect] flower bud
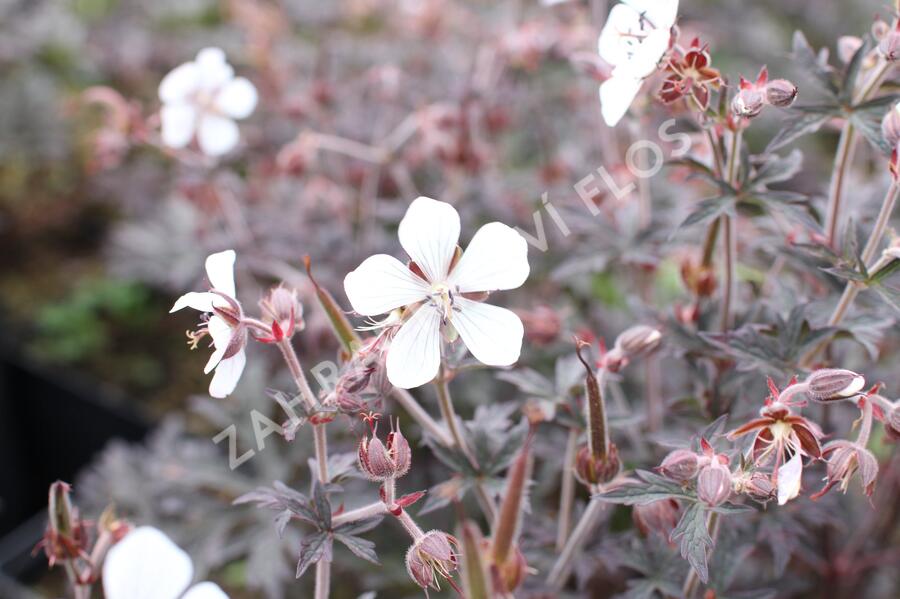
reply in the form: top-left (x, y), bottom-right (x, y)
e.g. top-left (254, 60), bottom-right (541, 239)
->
top-left (633, 499), bottom-right (680, 538)
top-left (406, 530), bottom-right (459, 590)
top-left (697, 461), bottom-right (732, 507)
top-left (658, 449), bottom-right (700, 482)
top-left (574, 442), bottom-right (620, 486)
top-left (883, 104), bottom-right (900, 148)
top-left (731, 87), bottom-right (765, 118)
top-left (43, 481), bottom-right (88, 566)
top-left (358, 425), bottom-right (411, 481)
top-left (614, 325), bottom-right (662, 358)
top-left (259, 286), bottom-right (304, 341)
top-left (879, 25), bottom-right (900, 61)
top-left (765, 79), bottom-right (798, 108)
top-left (494, 546), bottom-right (528, 593)
top-left (806, 369), bottom-right (865, 402)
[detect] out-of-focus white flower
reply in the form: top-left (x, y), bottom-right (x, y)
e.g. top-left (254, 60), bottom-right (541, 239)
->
top-left (344, 197), bottom-right (529, 389)
top-left (776, 451), bottom-right (803, 505)
top-left (170, 250), bottom-right (247, 398)
top-left (597, 1), bottom-right (678, 125)
top-left (103, 526), bottom-right (228, 599)
top-left (158, 47), bottom-right (257, 157)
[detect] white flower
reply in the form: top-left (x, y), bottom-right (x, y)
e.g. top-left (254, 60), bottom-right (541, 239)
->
top-left (103, 526), bottom-right (228, 599)
top-left (170, 250), bottom-right (247, 398)
top-left (344, 197), bottom-right (530, 389)
top-left (597, 1), bottom-right (678, 126)
top-left (159, 47), bottom-right (258, 157)
top-left (776, 451), bottom-right (803, 506)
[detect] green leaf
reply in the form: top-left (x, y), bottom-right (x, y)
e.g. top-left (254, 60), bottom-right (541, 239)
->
top-left (766, 111), bottom-right (831, 152)
top-left (677, 197), bottom-right (734, 231)
top-left (335, 533), bottom-right (380, 564)
top-left (841, 37), bottom-right (872, 103)
top-left (670, 503), bottom-right (713, 584)
top-left (595, 470), bottom-right (696, 505)
top-left (850, 111), bottom-right (893, 156)
top-left (749, 149), bottom-right (803, 187)
top-left (296, 532), bottom-right (331, 578)
top-left (791, 31), bottom-right (838, 97)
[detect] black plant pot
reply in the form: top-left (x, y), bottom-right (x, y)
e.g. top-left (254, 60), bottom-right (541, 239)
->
top-left (0, 350), bottom-right (148, 586)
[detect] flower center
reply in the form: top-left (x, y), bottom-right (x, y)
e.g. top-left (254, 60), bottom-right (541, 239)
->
top-left (429, 282), bottom-right (456, 322)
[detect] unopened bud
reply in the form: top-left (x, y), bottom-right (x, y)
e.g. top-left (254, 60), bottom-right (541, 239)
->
top-left (574, 442), bottom-right (620, 486)
top-left (658, 449), bottom-right (700, 482)
top-left (883, 104), bottom-right (900, 148)
top-left (614, 325), bottom-right (662, 358)
top-left (879, 26), bottom-right (900, 61)
top-left (43, 481), bottom-right (88, 566)
top-left (732, 87), bottom-right (765, 118)
top-left (765, 79), bottom-right (798, 108)
top-left (358, 426), bottom-right (411, 481)
top-left (806, 369), bottom-right (865, 402)
top-left (697, 461), bottom-right (732, 507)
top-left (494, 546), bottom-right (528, 593)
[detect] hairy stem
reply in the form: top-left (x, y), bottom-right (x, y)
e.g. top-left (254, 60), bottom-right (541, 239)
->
top-left (546, 494), bottom-right (605, 589)
top-left (555, 428), bottom-right (579, 552)
top-left (435, 366), bottom-right (498, 524)
top-left (857, 396), bottom-right (874, 448)
top-left (392, 387), bottom-right (454, 446)
top-left (801, 181), bottom-right (900, 366)
top-left (719, 128), bottom-right (742, 331)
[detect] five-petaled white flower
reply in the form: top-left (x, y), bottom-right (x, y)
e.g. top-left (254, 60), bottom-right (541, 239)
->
top-left (103, 526), bottom-right (228, 599)
top-left (159, 47), bottom-right (258, 157)
top-left (597, 0), bottom-right (678, 126)
top-left (170, 250), bottom-right (247, 398)
top-left (344, 197), bottom-right (530, 389)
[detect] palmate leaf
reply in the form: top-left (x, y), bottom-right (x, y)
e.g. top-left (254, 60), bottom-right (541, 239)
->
top-left (670, 502), bottom-right (713, 584)
top-left (296, 531), bottom-right (332, 578)
top-left (840, 37), bottom-right (873, 103)
top-left (748, 149), bottom-right (803, 187)
top-left (595, 470), bottom-right (696, 505)
top-left (870, 282), bottom-right (900, 314)
top-left (791, 31), bottom-right (839, 97)
top-left (766, 111), bottom-right (831, 152)
top-left (676, 196), bottom-right (735, 231)
top-left (850, 110), bottom-right (893, 156)
top-left (335, 532), bottom-right (379, 564)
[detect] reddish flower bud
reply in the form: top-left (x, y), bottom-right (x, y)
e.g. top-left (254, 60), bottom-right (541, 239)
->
top-left (883, 104), bottom-right (900, 148)
top-left (697, 461), bottom-right (732, 507)
top-left (406, 530), bottom-right (459, 590)
top-left (879, 25), bottom-right (900, 61)
top-left (574, 442), bottom-right (620, 487)
top-left (658, 449), bottom-right (700, 482)
top-left (806, 369), bottom-right (865, 402)
top-left (41, 481), bottom-right (89, 567)
top-left (358, 425), bottom-right (411, 481)
top-left (259, 286), bottom-right (304, 341)
top-left (614, 325), bottom-right (662, 359)
top-left (633, 499), bottom-right (681, 538)
top-left (765, 79), bottom-right (798, 108)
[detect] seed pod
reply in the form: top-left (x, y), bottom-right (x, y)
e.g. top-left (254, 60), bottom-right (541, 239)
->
top-left (697, 461), bottom-right (732, 507)
top-left (357, 426), bottom-right (412, 481)
top-left (658, 449), bottom-right (700, 482)
top-left (806, 369), bottom-right (865, 402)
top-left (765, 79), bottom-right (798, 108)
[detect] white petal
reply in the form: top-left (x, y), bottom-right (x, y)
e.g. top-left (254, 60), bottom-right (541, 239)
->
top-left (623, 0), bottom-right (679, 29)
top-left (215, 77), bottom-right (257, 119)
top-left (210, 349), bottom-right (246, 398)
top-left (777, 452), bottom-right (803, 506)
top-left (183, 582), bottom-right (230, 599)
top-left (449, 222), bottom-right (529, 293)
top-left (159, 61), bottom-right (200, 103)
top-left (195, 47), bottom-right (234, 91)
top-left (451, 299), bottom-right (524, 367)
top-left (205, 250), bottom-right (236, 297)
top-left (616, 27), bottom-right (670, 78)
top-left (598, 4), bottom-right (643, 66)
top-left (600, 76), bottom-right (642, 126)
top-left (160, 103), bottom-right (197, 149)
top-left (344, 254), bottom-right (430, 316)
top-left (204, 315), bottom-right (232, 374)
top-left (386, 304), bottom-right (442, 389)
top-left (398, 196), bottom-right (460, 283)
top-left (102, 527), bottom-right (193, 599)
top-left (197, 115), bottom-right (240, 157)
top-left (170, 291), bottom-right (216, 313)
